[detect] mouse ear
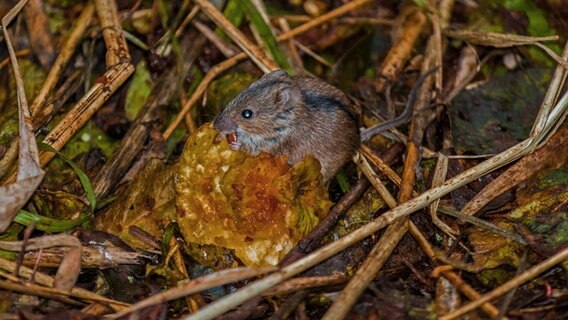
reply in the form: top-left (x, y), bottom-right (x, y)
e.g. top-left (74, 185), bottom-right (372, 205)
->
top-left (262, 69), bottom-right (289, 81)
top-left (277, 84), bottom-right (301, 110)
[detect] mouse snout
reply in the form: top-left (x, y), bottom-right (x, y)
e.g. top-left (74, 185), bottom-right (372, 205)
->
top-left (213, 115), bottom-right (237, 133)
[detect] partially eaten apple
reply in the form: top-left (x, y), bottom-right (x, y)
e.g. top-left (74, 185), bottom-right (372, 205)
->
top-left (174, 123), bottom-right (331, 266)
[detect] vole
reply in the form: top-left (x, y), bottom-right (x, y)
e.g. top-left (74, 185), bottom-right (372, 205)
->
top-left (213, 69), bottom-right (436, 181)
top-left (213, 70), bottom-right (360, 181)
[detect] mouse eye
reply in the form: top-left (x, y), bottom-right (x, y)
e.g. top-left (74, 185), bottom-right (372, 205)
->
top-left (241, 109), bottom-right (253, 119)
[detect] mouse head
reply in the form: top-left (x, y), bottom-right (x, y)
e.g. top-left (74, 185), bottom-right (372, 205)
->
top-left (213, 70), bottom-right (302, 153)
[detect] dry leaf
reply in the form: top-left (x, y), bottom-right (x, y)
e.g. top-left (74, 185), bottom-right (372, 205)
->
top-left (0, 0), bottom-right (45, 232)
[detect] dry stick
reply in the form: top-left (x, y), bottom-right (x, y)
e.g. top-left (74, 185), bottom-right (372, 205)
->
top-left (30, 3), bottom-right (95, 117)
top-left (0, 258), bottom-right (129, 310)
top-left (175, 6), bottom-right (200, 38)
top-left (92, 35), bottom-right (206, 200)
top-left (282, 142), bottom-right (402, 265)
top-left (293, 40), bottom-right (334, 67)
top-left (0, 279), bottom-right (84, 306)
top-left (217, 297), bottom-right (263, 320)
top-left (274, 15), bottom-right (394, 25)
top-left (268, 290), bottom-right (309, 320)
top-left (460, 126), bottom-right (568, 217)
top-left (96, 0), bottom-right (130, 66)
top-left (163, 0), bottom-right (374, 139)
top-left (108, 267), bottom-right (276, 319)
top-left (192, 0), bottom-right (277, 73)
top-left (429, 153), bottom-right (456, 237)
top-left (276, 18), bottom-right (304, 72)
top-left (281, 178), bottom-right (370, 265)
top-left (439, 247), bottom-right (568, 320)
top-left (32, 70), bottom-right (83, 129)
top-left (531, 42), bottom-right (568, 138)
top-left (193, 20), bottom-right (239, 57)
top-left (408, 224), bottom-right (504, 319)
top-left (374, 6), bottom-right (426, 92)
top-left (36, 63), bottom-right (134, 167)
top-left (169, 237), bottom-right (205, 313)
top-left (162, 54), bottom-right (246, 139)
top-left (0, 48), bottom-right (30, 69)
top-left (21, 244), bottom-right (146, 268)
top-left (265, 274), bottom-right (348, 296)
top-left (278, 0), bottom-right (373, 40)
top-left (368, 140), bottom-right (521, 243)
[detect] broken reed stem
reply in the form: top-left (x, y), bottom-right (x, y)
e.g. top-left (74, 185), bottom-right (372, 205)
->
top-left (37, 62), bottom-right (135, 168)
top-left (323, 143), bottom-right (422, 319)
top-left (374, 6), bottom-right (426, 92)
top-left (96, 0), bottom-right (131, 65)
top-left (276, 0), bottom-right (373, 40)
top-left (325, 31), bottom-right (438, 315)
top-left (320, 153), bottom-right (400, 319)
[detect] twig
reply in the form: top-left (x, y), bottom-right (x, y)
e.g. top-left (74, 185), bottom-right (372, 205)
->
top-left (374, 6), bottom-right (426, 92)
top-left (0, 278), bottom-right (84, 306)
top-left (162, 54), bottom-right (247, 139)
top-left (410, 218), bottom-right (506, 319)
top-left (0, 257), bottom-right (129, 310)
top-left (439, 247), bottom-right (568, 320)
top-left (192, 20), bottom-right (239, 57)
top-left (276, 0), bottom-right (374, 40)
top-left (192, 0), bottom-right (277, 72)
top-left (108, 267), bottom-right (276, 319)
top-left (30, 3), bottom-right (95, 117)
top-left (280, 177), bottom-right (369, 266)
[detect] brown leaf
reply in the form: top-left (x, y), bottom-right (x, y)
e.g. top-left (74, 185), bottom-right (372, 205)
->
top-left (0, 0), bottom-right (45, 232)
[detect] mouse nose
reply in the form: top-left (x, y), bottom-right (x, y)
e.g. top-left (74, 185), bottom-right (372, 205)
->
top-left (213, 115), bottom-right (236, 132)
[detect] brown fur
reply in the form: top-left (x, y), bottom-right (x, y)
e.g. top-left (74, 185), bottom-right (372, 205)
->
top-left (213, 70), bottom-right (360, 181)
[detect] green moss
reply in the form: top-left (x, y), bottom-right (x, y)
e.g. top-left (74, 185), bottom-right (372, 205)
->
top-left (206, 72), bottom-right (258, 115)
top-left (125, 61), bottom-right (153, 120)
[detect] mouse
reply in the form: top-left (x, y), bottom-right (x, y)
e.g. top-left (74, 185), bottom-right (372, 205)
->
top-left (213, 69), bottom-right (360, 181)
